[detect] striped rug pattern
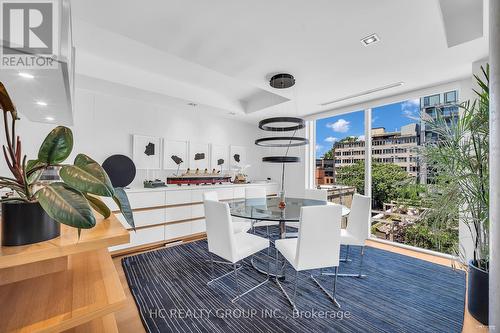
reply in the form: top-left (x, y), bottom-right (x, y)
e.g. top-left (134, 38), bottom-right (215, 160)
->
top-left (122, 239), bottom-right (465, 333)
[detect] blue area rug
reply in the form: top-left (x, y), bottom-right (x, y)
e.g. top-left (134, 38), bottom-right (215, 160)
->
top-left (122, 238), bottom-right (465, 333)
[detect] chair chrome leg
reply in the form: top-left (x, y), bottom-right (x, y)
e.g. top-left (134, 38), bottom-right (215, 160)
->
top-left (205, 259), bottom-right (240, 266)
top-left (207, 264), bottom-right (243, 285)
top-left (274, 248), bottom-right (280, 277)
top-left (340, 245), bottom-right (352, 262)
top-left (231, 259), bottom-right (270, 303)
top-left (332, 266), bottom-right (338, 299)
top-left (209, 253), bottom-right (215, 280)
top-left (293, 270), bottom-right (298, 307)
top-left (324, 246), bottom-right (367, 278)
top-left (233, 263), bottom-right (242, 296)
top-left (358, 246), bottom-right (365, 276)
top-left (310, 270), bottom-right (341, 308)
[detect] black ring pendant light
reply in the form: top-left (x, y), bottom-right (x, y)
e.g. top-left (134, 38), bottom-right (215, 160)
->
top-left (258, 117), bottom-right (305, 132)
top-left (256, 74), bottom-right (308, 164)
top-left (262, 156), bottom-right (300, 163)
top-left (255, 136), bottom-right (309, 148)
top-left (257, 117), bottom-right (308, 162)
top-left (257, 118), bottom-right (308, 163)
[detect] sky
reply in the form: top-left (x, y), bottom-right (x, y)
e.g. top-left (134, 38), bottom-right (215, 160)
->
top-left (315, 99), bottom-right (420, 158)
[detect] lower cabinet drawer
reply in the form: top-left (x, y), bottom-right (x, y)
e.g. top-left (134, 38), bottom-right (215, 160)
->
top-left (191, 219), bottom-right (206, 234)
top-left (109, 225), bottom-right (165, 252)
top-left (165, 222), bottom-right (192, 241)
top-left (165, 206), bottom-right (191, 223)
top-left (117, 208), bottom-right (166, 228)
top-left (191, 204), bottom-right (204, 219)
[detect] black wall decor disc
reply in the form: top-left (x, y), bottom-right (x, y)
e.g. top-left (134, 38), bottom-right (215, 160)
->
top-left (270, 73), bottom-right (295, 89)
top-left (102, 154), bottom-right (136, 188)
top-left (255, 136), bottom-right (309, 147)
top-left (258, 117), bottom-right (305, 132)
top-left (262, 156), bottom-right (300, 163)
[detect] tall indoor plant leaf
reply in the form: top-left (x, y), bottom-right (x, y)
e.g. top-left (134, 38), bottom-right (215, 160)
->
top-left (38, 126), bottom-right (73, 164)
top-left (113, 187), bottom-right (135, 230)
top-left (60, 154), bottom-right (115, 197)
top-left (36, 182), bottom-right (96, 229)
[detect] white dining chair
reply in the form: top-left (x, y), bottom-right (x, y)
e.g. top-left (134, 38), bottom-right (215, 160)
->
top-left (203, 191), bottom-right (251, 234)
top-left (274, 204), bottom-right (342, 310)
top-left (336, 193), bottom-right (371, 278)
top-left (204, 200), bottom-right (270, 302)
top-left (245, 187), bottom-right (278, 236)
top-left (286, 189), bottom-right (328, 230)
top-left (304, 188), bottom-right (328, 201)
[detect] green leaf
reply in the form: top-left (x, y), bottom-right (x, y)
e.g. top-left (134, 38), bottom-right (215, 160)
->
top-left (59, 154), bottom-right (114, 197)
top-left (84, 193), bottom-right (111, 218)
top-left (113, 187), bottom-right (135, 230)
top-left (26, 159), bottom-right (43, 172)
top-left (26, 159), bottom-right (46, 183)
top-left (38, 126), bottom-right (73, 164)
top-left (36, 182), bottom-right (95, 229)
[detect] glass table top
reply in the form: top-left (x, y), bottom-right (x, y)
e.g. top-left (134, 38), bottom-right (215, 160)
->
top-left (228, 197), bottom-right (349, 222)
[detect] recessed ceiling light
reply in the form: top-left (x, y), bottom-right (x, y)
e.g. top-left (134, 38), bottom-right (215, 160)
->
top-left (45, 116), bottom-right (54, 121)
top-left (36, 101), bottom-right (48, 106)
top-left (361, 33), bottom-right (380, 46)
top-left (18, 72), bottom-right (34, 79)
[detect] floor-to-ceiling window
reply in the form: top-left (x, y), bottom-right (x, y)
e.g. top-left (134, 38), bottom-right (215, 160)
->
top-left (370, 94), bottom-right (459, 255)
top-left (315, 110), bottom-right (365, 207)
top-left (313, 92), bottom-right (460, 255)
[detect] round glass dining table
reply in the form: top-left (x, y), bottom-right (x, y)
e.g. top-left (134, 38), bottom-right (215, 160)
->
top-left (228, 196), bottom-right (350, 239)
top-left (228, 196), bottom-right (350, 277)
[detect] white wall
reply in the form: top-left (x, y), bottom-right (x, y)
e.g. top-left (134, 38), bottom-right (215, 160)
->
top-left (0, 85), bottom-right (270, 188)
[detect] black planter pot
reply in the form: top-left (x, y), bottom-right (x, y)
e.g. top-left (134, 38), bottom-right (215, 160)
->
top-left (1, 201), bottom-right (60, 246)
top-left (467, 260), bottom-right (489, 325)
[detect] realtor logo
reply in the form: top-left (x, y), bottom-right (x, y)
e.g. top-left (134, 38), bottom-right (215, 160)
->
top-left (1, 0), bottom-right (58, 69)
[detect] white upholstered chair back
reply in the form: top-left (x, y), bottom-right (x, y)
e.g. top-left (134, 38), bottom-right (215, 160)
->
top-left (295, 205), bottom-right (342, 271)
top-left (346, 194), bottom-right (371, 244)
top-left (204, 200), bottom-right (236, 262)
top-left (304, 189), bottom-right (328, 202)
top-left (203, 191), bottom-right (219, 201)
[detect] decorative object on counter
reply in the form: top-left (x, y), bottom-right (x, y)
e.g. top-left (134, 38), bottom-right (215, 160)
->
top-left (0, 82), bottom-right (135, 246)
top-left (210, 144), bottom-right (228, 171)
top-left (233, 164), bottom-right (250, 184)
top-left (164, 140), bottom-right (188, 170)
top-left (256, 114), bottom-right (308, 209)
top-left (189, 142), bottom-right (209, 170)
top-left (217, 159), bottom-right (224, 173)
top-left (167, 168), bottom-right (231, 186)
top-left (170, 154), bottom-right (184, 176)
top-left (144, 179), bottom-right (167, 188)
top-left (229, 145), bottom-right (247, 170)
top-left (102, 154), bottom-right (136, 188)
top-left (133, 135), bottom-right (161, 169)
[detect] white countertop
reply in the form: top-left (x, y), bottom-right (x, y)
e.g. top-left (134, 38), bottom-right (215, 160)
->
top-left (123, 182), bottom-right (279, 193)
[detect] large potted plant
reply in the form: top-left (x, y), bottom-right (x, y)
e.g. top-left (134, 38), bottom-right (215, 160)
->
top-left (421, 66), bottom-right (489, 324)
top-left (0, 82), bottom-right (134, 246)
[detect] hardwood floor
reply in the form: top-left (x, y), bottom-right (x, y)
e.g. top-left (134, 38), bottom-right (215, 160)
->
top-left (113, 239), bottom-right (487, 333)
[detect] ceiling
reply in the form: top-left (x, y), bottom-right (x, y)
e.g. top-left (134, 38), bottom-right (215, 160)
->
top-left (70, 0), bottom-right (488, 123)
